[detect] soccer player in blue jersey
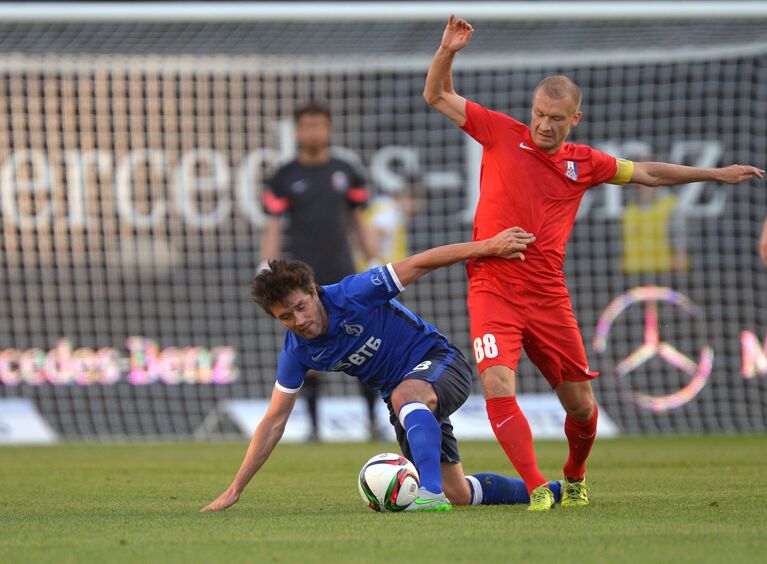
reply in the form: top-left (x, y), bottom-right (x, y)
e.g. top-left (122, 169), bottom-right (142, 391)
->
top-left (202, 226), bottom-right (565, 512)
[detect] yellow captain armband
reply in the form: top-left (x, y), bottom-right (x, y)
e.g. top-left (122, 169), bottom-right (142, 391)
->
top-left (608, 158), bottom-right (634, 185)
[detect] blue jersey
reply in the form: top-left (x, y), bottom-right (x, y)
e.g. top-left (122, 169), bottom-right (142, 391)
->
top-left (275, 264), bottom-right (454, 398)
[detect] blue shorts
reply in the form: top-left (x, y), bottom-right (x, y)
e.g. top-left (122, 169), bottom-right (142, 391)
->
top-left (385, 345), bottom-right (473, 464)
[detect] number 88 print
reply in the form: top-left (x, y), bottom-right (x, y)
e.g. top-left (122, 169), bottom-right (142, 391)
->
top-left (473, 334), bottom-right (498, 363)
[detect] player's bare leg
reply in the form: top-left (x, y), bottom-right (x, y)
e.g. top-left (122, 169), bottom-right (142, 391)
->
top-left (555, 379), bottom-right (597, 506)
top-left (391, 379), bottom-right (451, 511)
top-left (480, 363), bottom-right (516, 397)
top-left (441, 461), bottom-right (472, 505)
top-left (480, 365), bottom-right (553, 511)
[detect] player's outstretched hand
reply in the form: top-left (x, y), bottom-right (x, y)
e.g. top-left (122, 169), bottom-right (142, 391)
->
top-left (201, 488), bottom-right (240, 512)
top-left (717, 164), bottom-right (764, 184)
top-left (487, 227), bottom-right (536, 261)
top-left (441, 14), bottom-right (474, 53)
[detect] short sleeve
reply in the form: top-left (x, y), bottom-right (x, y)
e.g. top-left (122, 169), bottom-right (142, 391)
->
top-left (333, 264), bottom-right (404, 310)
top-left (262, 170), bottom-right (291, 216)
top-left (346, 164), bottom-right (369, 208)
top-left (460, 100), bottom-right (520, 149)
top-left (275, 349), bottom-right (307, 393)
top-left (589, 149), bottom-right (621, 186)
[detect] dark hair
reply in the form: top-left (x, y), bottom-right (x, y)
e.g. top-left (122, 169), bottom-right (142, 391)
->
top-left (251, 258), bottom-right (319, 315)
top-left (294, 101), bottom-right (331, 122)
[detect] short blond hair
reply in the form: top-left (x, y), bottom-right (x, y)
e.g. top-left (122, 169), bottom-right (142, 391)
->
top-left (533, 75), bottom-right (582, 110)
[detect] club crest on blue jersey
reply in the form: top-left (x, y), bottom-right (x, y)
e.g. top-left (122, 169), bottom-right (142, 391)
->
top-left (565, 160), bottom-right (578, 181)
top-left (341, 319), bottom-right (364, 336)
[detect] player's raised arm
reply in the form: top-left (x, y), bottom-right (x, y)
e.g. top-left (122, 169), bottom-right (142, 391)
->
top-left (423, 15), bottom-right (473, 127)
top-left (391, 227), bottom-right (535, 288)
top-left (201, 386), bottom-right (298, 512)
top-left (628, 161), bottom-right (764, 187)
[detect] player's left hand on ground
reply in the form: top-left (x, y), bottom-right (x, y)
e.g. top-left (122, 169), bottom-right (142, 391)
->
top-left (488, 227), bottom-right (536, 261)
top-left (717, 164), bottom-right (764, 184)
top-left (201, 488), bottom-right (240, 512)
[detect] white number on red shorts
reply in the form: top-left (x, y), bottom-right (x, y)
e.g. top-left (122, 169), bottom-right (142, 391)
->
top-left (473, 334), bottom-right (498, 363)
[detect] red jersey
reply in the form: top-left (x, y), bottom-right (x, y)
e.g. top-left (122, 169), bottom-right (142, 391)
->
top-left (461, 100), bottom-right (621, 291)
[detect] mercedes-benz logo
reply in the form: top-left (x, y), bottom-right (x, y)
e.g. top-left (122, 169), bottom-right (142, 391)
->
top-left (593, 286), bottom-right (714, 412)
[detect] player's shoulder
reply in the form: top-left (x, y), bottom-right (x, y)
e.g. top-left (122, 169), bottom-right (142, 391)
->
top-left (467, 100), bottom-right (526, 130)
top-left (268, 158), bottom-right (301, 183)
top-left (560, 141), bottom-right (605, 161)
top-left (276, 156), bottom-right (303, 173)
top-left (329, 149), bottom-right (366, 173)
top-left (318, 282), bottom-right (343, 306)
top-left (317, 282), bottom-right (359, 317)
top-left (281, 330), bottom-right (305, 357)
top-left (327, 155), bottom-right (354, 169)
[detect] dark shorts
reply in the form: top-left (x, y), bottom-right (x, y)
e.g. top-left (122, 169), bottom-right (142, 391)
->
top-left (385, 345), bottom-right (473, 465)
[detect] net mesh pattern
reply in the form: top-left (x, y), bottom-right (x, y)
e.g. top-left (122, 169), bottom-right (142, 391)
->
top-left (0, 18), bottom-right (766, 437)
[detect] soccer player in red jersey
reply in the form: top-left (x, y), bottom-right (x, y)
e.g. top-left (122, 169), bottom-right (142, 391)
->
top-left (424, 15), bottom-right (765, 511)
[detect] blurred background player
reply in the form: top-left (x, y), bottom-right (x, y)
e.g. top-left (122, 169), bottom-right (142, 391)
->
top-left (260, 102), bottom-right (382, 441)
top-left (622, 178), bottom-right (689, 276)
top-left (357, 174), bottom-right (421, 267)
top-left (424, 14), bottom-right (765, 511)
top-left (202, 227), bottom-right (574, 513)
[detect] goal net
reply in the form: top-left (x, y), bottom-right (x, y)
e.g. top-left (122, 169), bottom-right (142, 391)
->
top-left (1, 5), bottom-right (766, 437)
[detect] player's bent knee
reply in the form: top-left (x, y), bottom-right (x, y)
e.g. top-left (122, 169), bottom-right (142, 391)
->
top-left (391, 379), bottom-right (437, 414)
top-left (557, 380), bottom-right (595, 419)
top-left (567, 401), bottom-right (595, 421)
top-left (442, 477), bottom-right (472, 505)
top-left (445, 485), bottom-right (471, 506)
top-left (479, 365), bottom-right (516, 398)
top-left (562, 395), bottom-right (595, 420)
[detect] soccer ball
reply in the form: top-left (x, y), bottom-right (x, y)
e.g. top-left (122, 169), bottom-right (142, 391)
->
top-left (357, 453), bottom-right (420, 512)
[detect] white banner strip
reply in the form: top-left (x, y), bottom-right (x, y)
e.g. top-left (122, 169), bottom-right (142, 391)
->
top-left (0, 398), bottom-right (58, 445)
top-left (216, 394), bottom-right (620, 442)
top-left (1, 2), bottom-right (767, 23)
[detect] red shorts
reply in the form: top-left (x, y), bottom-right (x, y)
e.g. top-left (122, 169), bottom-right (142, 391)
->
top-left (467, 277), bottom-right (598, 388)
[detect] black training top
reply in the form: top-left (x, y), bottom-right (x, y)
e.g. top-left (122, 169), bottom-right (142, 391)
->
top-left (263, 156), bottom-right (369, 284)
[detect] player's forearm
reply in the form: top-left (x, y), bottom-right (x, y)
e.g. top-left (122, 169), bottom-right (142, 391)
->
top-left (352, 211), bottom-right (378, 261)
top-left (229, 417), bottom-right (286, 494)
top-left (637, 162), bottom-right (727, 187)
top-left (423, 47), bottom-right (458, 105)
top-left (259, 217), bottom-right (282, 262)
top-left (393, 239), bottom-right (492, 287)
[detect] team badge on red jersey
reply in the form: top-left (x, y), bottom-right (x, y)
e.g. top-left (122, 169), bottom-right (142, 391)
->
top-left (565, 160), bottom-right (578, 181)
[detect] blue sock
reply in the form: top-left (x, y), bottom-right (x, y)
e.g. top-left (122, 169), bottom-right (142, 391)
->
top-left (400, 402), bottom-right (443, 494)
top-left (466, 473), bottom-right (562, 505)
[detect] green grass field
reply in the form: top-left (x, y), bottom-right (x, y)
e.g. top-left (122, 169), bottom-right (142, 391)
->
top-left (1, 435), bottom-right (765, 563)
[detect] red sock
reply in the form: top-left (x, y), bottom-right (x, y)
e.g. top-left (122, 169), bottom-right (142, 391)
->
top-left (486, 396), bottom-right (547, 494)
top-left (563, 404), bottom-right (599, 480)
